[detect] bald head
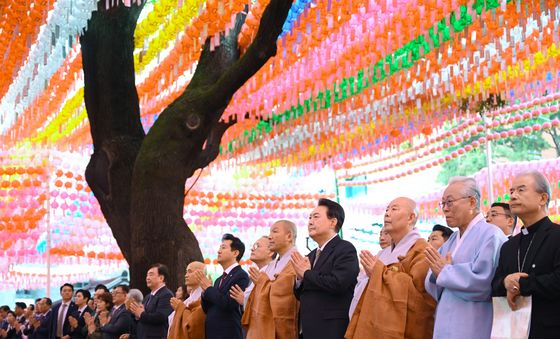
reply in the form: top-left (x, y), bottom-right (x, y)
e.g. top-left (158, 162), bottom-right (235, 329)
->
top-left (276, 220), bottom-right (297, 243)
top-left (187, 261), bottom-right (206, 272)
top-left (185, 261), bottom-right (206, 288)
top-left (384, 197), bottom-right (419, 244)
top-left (389, 197), bottom-right (418, 224)
top-left (269, 219), bottom-right (297, 256)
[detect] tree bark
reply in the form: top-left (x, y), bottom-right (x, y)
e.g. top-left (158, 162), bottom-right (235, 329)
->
top-left (81, 2), bottom-right (146, 265)
top-left (81, 0), bottom-right (293, 292)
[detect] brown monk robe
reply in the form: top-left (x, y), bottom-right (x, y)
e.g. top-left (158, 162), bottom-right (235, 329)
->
top-left (346, 239), bottom-right (436, 339)
top-left (242, 262), bottom-right (299, 339)
top-left (167, 299), bottom-right (205, 339)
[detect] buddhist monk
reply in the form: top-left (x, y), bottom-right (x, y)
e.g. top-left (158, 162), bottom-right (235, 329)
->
top-left (231, 220), bottom-right (299, 339)
top-left (346, 197), bottom-right (436, 339)
top-left (167, 261), bottom-right (206, 339)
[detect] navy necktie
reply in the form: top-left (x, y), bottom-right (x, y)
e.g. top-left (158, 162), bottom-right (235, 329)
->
top-left (144, 294), bottom-right (152, 308)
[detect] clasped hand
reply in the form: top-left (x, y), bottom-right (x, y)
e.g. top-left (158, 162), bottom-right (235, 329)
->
top-left (193, 270), bottom-right (213, 290)
top-left (425, 246), bottom-right (452, 278)
top-left (359, 250), bottom-right (378, 277)
top-left (504, 272), bottom-right (529, 310)
top-left (290, 251), bottom-right (311, 279)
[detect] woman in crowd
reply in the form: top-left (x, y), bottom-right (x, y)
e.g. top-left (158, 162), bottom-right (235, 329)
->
top-left (84, 292), bottom-right (113, 339)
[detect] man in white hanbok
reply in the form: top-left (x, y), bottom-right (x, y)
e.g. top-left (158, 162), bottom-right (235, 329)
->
top-left (425, 176), bottom-right (507, 339)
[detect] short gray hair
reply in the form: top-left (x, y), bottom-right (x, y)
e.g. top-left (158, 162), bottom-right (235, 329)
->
top-left (448, 176), bottom-right (481, 210)
top-left (128, 289), bottom-right (143, 304)
top-left (517, 170), bottom-right (552, 207)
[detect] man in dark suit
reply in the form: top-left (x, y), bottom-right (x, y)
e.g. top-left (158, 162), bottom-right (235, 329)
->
top-left (292, 198), bottom-right (359, 339)
top-left (198, 233), bottom-right (250, 339)
top-left (14, 303), bottom-right (27, 325)
top-left (50, 284), bottom-right (77, 339)
top-left (492, 171), bottom-right (560, 339)
top-left (100, 285), bottom-right (132, 339)
top-left (28, 298), bottom-right (53, 339)
top-left (129, 264), bottom-right (173, 339)
top-left (68, 289), bottom-right (94, 339)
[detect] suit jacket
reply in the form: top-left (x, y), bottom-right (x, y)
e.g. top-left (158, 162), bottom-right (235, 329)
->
top-left (50, 301), bottom-right (78, 339)
top-left (99, 305), bottom-right (132, 339)
top-left (201, 265), bottom-right (250, 339)
top-left (30, 310), bottom-right (53, 339)
top-left (294, 235), bottom-right (359, 339)
top-left (69, 306), bottom-right (94, 339)
top-left (492, 216), bottom-right (560, 339)
top-left (136, 286), bottom-right (174, 339)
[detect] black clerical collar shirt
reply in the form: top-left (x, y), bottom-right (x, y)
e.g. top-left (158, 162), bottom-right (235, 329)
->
top-left (519, 216), bottom-right (548, 271)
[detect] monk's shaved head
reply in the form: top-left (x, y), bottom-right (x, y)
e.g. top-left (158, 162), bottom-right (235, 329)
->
top-left (276, 220), bottom-right (297, 243)
top-left (392, 197), bottom-right (418, 225)
top-left (269, 219), bottom-right (297, 256)
top-left (187, 261), bottom-right (206, 274)
top-left (185, 261), bottom-right (206, 288)
top-left (384, 197), bottom-right (419, 244)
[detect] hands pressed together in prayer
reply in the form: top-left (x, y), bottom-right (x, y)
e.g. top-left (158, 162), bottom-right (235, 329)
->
top-left (68, 315), bottom-right (78, 330)
top-left (504, 272), bottom-right (529, 310)
top-left (170, 297), bottom-right (183, 310)
top-left (290, 251), bottom-right (311, 279)
top-left (360, 250), bottom-right (378, 277)
top-left (193, 270), bottom-right (213, 291)
top-left (248, 266), bottom-right (261, 285)
top-left (129, 300), bottom-right (145, 318)
top-left (229, 284), bottom-right (245, 305)
top-left (29, 316), bottom-right (40, 329)
top-left (425, 246), bottom-right (452, 278)
top-left (13, 322), bottom-right (22, 333)
top-left (84, 312), bottom-right (99, 334)
top-left (83, 312), bottom-right (93, 326)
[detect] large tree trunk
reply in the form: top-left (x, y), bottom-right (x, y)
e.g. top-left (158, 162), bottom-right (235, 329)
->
top-left (81, 0), bottom-right (293, 292)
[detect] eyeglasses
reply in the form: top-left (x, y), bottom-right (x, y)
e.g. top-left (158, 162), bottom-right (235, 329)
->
top-left (439, 196), bottom-right (472, 209)
top-left (485, 212), bottom-right (512, 219)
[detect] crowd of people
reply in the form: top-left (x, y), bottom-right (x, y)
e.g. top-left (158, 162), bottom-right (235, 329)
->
top-left (1, 170), bottom-right (558, 339)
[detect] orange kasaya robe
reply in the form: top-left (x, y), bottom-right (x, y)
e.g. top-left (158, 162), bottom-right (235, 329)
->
top-left (345, 239), bottom-right (436, 339)
top-left (167, 299), bottom-right (205, 339)
top-left (242, 263), bottom-right (299, 339)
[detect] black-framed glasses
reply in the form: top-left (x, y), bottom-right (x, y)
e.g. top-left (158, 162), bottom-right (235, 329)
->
top-left (439, 196), bottom-right (472, 209)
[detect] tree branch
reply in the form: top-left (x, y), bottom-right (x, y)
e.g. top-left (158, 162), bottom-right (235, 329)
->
top-left (81, 1), bottom-right (146, 149)
top-left (188, 8), bottom-right (248, 90)
top-left (546, 128), bottom-right (560, 157)
top-left (206, 0), bottom-right (293, 108)
top-left (196, 118), bottom-right (237, 168)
